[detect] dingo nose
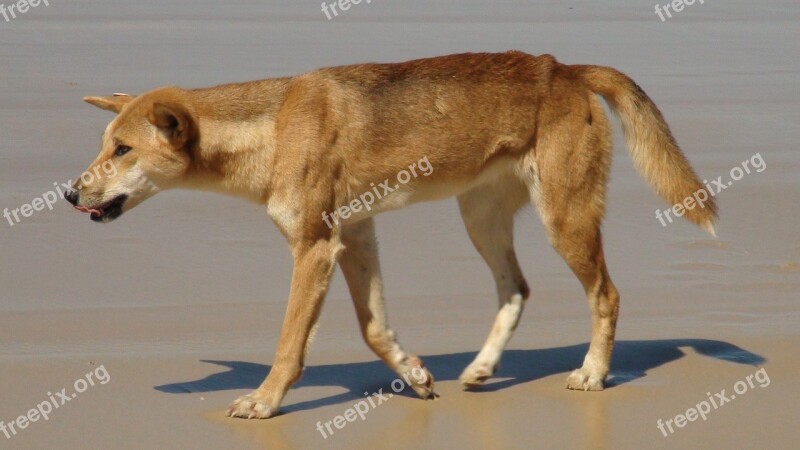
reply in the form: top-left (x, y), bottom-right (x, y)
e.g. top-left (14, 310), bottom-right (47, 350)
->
top-left (65, 190), bottom-right (79, 206)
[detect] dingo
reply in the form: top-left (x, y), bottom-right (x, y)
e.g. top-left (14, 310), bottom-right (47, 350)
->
top-left (67, 51), bottom-right (716, 419)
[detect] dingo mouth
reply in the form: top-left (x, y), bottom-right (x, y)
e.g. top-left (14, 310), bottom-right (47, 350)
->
top-left (74, 194), bottom-right (128, 223)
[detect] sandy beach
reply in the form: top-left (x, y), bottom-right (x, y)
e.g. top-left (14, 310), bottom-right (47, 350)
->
top-left (1, 0), bottom-right (798, 448)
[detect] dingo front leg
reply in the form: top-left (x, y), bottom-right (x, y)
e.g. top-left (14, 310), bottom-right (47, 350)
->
top-left (227, 238), bottom-right (342, 419)
top-left (339, 219), bottom-right (435, 399)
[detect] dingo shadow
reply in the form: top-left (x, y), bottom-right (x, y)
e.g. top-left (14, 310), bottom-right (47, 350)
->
top-left (154, 339), bottom-right (765, 414)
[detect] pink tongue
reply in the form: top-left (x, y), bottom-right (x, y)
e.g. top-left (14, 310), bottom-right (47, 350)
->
top-left (74, 205), bottom-right (102, 216)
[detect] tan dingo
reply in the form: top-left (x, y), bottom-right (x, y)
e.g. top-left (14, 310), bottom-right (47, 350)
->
top-left (67, 51), bottom-right (717, 419)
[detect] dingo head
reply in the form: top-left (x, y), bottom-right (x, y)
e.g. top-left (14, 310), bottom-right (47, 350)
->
top-left (67, 88), bottom-right (197, 223)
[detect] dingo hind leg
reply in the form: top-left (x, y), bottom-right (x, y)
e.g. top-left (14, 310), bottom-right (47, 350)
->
top-left (457, 178), bottom-right (530, 388)
top-left (526, 90), bottom-right (620, 391)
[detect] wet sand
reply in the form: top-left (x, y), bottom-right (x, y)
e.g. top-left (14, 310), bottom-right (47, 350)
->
top-left (1, 0), bottom-right (798, 448)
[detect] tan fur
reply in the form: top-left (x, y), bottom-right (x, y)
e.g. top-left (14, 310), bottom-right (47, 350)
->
top-left (71, 51), bottom-right (716, 419)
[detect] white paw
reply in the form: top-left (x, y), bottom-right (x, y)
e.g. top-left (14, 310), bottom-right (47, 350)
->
top-left (459, 361), bottom-right (497, 388)
top-left (398, 357), bottom-right (437, 399)
top-left (565, 368), bottom-right (605, 391)
top-left (226, 391), bottom-right (277, 419)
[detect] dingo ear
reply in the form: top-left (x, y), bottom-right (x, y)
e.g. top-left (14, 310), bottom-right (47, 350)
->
top-left (148, 102), bottom-right (196, 149)
top-left (83, 94), bottom-right (135, 113)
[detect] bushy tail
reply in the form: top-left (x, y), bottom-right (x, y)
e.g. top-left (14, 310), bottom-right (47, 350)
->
top-left (571, 64), bottom-right (717, 236)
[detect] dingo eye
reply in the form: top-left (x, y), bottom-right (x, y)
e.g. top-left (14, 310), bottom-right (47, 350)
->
top-left (114, 145), bottom-right (132, 157)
